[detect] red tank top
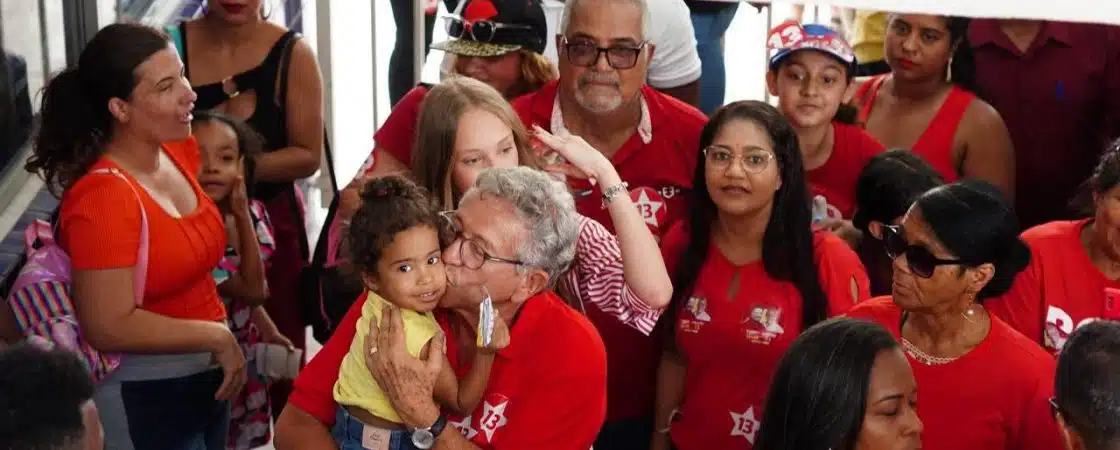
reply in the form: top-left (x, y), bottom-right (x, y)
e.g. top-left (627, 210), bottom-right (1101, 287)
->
top-left (856, 75), bottom-right (975, 182)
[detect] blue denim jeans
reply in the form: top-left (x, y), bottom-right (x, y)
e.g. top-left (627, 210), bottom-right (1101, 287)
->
top-left (691, 3), bottom-right (741, 115)
top-left (333, 407), bottom-right (419, 450)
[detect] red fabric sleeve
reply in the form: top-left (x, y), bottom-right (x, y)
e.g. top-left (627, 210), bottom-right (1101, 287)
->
top-left (289, 291), bottom-right (369, 426)
top-left (1013, 361), bottom-right (1063, 450)
top-left (815, 232), bottom-right (872, 316)
top-left (986, 254), bottom-right (1045, 345)
top-left (373, 86), bottom-right (428, 170)
top-left (59, 170), bottom-right (144, 270)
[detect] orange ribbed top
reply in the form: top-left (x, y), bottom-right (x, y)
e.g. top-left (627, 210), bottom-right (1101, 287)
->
top-left (59, 137), bottom-right (228, 322)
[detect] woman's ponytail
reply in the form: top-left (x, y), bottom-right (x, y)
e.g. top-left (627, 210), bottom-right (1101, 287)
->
top-left (26, 67), bottom-right (108, 196)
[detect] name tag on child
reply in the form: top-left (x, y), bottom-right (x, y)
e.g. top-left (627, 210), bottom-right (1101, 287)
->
top-left (361, 426), bottom-right (392, 450)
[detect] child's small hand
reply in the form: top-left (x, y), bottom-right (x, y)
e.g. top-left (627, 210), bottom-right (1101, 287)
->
top-left (260, 327), bottom-right (295, 350)
top-left (231, 175), bottom-right (251, 216)
top-left (480, 313), bottom-right (510, 353)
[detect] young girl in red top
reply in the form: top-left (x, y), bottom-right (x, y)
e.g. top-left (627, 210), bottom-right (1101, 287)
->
top-left (847, 180), bottom-right (1062, 450)
top-left (855, 14), bottom-right (1014, 199)
top-left (193, 111), bottom-right (292, 450)
top-left (652, 101), bottom-right (870, 450)
top-left (989, 138), bottom-right (1120, 355)
top-left (766, 21), bottom-right (885, 224)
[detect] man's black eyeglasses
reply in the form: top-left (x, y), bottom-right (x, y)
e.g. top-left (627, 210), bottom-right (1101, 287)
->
top-left (561, 37), bottom-right (647, 70)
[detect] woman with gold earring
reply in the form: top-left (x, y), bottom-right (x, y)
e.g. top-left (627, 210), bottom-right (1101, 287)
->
top-left (853, 14), bottom-right (1016, 202)
top-left (847, 180), bottom-right (1063, 450)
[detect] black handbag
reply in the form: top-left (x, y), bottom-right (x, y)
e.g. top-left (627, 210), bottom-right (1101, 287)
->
top-left (298, 133), bottom-right (364, 344)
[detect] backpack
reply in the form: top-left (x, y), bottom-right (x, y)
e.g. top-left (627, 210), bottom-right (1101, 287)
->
top-left (5, 168), bottom-right (149, 380)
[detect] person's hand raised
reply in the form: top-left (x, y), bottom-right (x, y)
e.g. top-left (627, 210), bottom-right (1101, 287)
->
top-left (531, 125), bottom-right (616, 183)
top-left (365, 305), bottom-right (443, 429)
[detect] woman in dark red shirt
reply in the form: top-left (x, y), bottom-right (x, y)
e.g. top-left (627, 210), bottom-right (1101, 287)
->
top-left (652, 101), bottom-right (870, 450)
top-left (988, 139), bottom-right (1120, 355)
top-left (847, 180), bottom-right (1062, 450)
top-left (855, 14), bottom-right (1014, 199)
top-left (755, 317), bottom-right (922, 450)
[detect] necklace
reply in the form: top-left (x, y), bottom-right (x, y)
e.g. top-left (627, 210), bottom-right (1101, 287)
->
top-left (901, 338), bottom-right (959, 366)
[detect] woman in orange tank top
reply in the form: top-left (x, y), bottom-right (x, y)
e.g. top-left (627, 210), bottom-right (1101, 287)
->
top-left (855, 14), bottom-right (1015, 201)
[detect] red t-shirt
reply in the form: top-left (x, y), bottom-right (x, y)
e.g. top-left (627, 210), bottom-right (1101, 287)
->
top-left (512, 80), bottom-right (707, 421)
top-left (662, 224), bottom-right (870, 450)
top-left (807, 122), bottom-right (885, 219)
top-left (288, 290), bottom-right (607, 450)
top-left (988, 219), bottom-right (1120, 355)
top-left (368, 85), bottom-right (431, 172)
top-left (59, 137), bottom-right (227, 322)
top-left (846, 297), bottom-right (1063, 450)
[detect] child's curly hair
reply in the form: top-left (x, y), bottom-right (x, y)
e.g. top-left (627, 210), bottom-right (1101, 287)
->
top-left (348, 176), bottom-right (442, 277)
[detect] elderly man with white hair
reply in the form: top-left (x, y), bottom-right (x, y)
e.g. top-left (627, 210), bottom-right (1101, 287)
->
top-left (511, 1), bottom-right (707, 448)
top-left (276, 167), bottom-right (608, 450)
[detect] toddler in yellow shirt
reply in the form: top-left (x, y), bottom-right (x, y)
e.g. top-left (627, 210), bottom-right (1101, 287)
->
top-left (332, 176), bottom-right (508, 450)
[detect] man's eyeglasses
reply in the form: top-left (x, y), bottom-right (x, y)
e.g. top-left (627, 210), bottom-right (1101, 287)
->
top-left (703, 146), bottom-right (774, 174)
top-left (882, 225), bottom-right (968, 278)
top-left (561, 37), bottom-right (647, 70)
top-left (439, 211), bottom-right (524, 270)
top-left (444, 16), bottom-right (533, 44)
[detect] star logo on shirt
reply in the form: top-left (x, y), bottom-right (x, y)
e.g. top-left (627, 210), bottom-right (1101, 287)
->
top-left (478, 397), bottom-right (510, 442)
top-left (730, 406), bottom-right (760, 443)
top-left (449, 415), bottom-right (478, 440)
top-left (631, 187), bottom-right (666, 228)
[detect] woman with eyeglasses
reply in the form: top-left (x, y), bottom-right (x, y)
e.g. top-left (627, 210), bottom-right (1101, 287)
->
top-left (653, 101), bottom-right (870, 450)
top-left (854, 14), bottom-right (1014, 199)
top-left (348, 0), bottom-right (556, 188)
top-left (988, 139), bottom-right (1120, 356)
top-left (754, 317), bottom-right (922, 450)
top-left (846, 179), bottom-right (1062, 450)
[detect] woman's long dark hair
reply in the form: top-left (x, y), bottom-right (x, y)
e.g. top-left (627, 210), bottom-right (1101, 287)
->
top-left (755, 317), bottom-right (901, 450)
top-left (25, 23), bottom-right (170, 196)
top-left (660, 100), bottom-right (829, 345)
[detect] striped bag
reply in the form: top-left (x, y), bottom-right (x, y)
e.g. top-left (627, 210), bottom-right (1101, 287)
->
top-left (5, 167), bottom-right (149, 381)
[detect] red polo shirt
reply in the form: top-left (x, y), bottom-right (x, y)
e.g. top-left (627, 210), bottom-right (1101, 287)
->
top-left (807, 122), bottom-right (886, 219)
top-left (846, 297), bottom-right (1062, 450)
top-left (662, 224), bottom-right (870, 450)
top-left (970, 20), bottom-right (1120, 228)
top-left (512, 80), bottom-right (707, 422)
top-left (988, 219), bottom-right (1120, 355)
top-left (288, 291), bottom-right (607, 449)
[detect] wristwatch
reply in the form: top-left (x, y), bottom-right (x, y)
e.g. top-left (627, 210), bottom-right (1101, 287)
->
top-left (411, 414), bottom-right (449, 449)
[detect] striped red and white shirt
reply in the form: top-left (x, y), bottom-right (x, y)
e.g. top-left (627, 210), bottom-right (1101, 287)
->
top-left (560, 215), bottom-right (662, 335)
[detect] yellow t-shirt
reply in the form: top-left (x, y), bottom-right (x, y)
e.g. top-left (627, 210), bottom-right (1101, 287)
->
top-left (333, 292), bottom-right (441, 423)
top-left (852, 10), bottom-right (889, 64)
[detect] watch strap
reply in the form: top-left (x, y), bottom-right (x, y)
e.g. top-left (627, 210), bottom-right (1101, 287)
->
top-left (429, 414), bottom-right (449, 439)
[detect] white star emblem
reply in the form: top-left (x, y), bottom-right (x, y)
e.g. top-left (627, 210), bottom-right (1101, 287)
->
top-left (478, 400), bottom-right (509, 442)
top-left (449, 415), bottom-right (478, 440)
top-left (730, 407), bottom-right (760, 443)
top-left (633, 189), bottom-right (664, 227)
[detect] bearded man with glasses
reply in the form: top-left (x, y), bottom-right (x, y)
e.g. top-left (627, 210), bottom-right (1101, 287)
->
top-left (510, 1), bottom-right (707, 448)
top-left (277, 167), bottom-right (607, 450)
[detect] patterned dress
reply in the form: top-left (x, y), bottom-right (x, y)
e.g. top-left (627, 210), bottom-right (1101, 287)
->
top-left (211, 200), bottom-right (277, 450)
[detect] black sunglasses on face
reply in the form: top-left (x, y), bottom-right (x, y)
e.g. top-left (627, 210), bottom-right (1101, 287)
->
top-left (883, 225), bottom-right (967, 278)
top-left (444, 16), bottom-right (533, 44)
top-left (560, 37), bottom-right (647, 70)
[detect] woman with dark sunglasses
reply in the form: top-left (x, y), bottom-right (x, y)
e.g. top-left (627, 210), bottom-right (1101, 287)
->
top-left (988, 139), bottom-right (1120, 356)
top-left (847, 179), bottom-right (1062, 450)
top-left (653, 101), bottom-right (870, 450)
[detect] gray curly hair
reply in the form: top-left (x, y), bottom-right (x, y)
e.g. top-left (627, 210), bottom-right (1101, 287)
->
top-left (467, 167), bottom-right (580, 283)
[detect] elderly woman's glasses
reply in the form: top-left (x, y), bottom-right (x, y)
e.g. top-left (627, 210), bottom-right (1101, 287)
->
top-left (703, 146), bottom-right (774, 174)
top-left (883, 225), bottom-right (966, 278)
top-left (561, 37), bottom-right (647, 70)
top-left (444, 16), bottom-right (533, 44)
top-left (439, 211), bottom-right (524, 270)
